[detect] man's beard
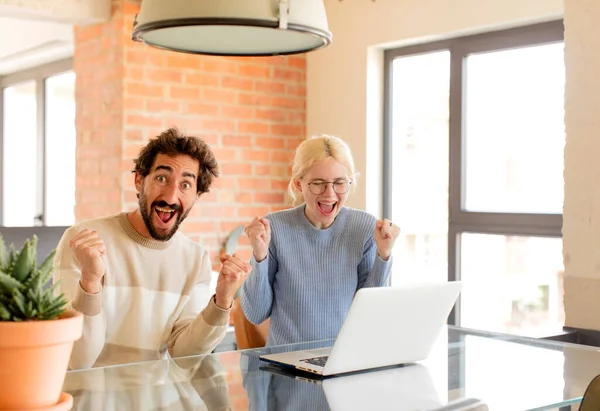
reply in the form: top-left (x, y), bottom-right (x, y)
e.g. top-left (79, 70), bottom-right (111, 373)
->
top-left (138, 191), bottom-right (191, 241)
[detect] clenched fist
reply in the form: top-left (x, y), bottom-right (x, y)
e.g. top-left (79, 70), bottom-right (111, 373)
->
top-left (215, 253), bottom-right (251, 310)
top-left (69, 228), bottom-right (106, 294)
top-left (244, 217), bottom-right (271, 262)
top-left (374, 219), bottom-right (401, 261)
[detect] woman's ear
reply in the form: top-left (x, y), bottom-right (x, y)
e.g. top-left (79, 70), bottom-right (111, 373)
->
top-left (293, 178), bottom-right (302, 191)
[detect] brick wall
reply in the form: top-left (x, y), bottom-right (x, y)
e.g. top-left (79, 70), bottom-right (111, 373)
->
top-left (74, 0), bottom-right (305, 264)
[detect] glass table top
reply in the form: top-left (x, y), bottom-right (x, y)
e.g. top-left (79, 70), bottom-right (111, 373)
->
top-left (62, 325), bottom-right (600, 410)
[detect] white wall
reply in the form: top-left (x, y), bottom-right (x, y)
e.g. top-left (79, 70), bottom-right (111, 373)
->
top-left (0, 17), bottom-right (73, 75)
top-left (306, 0), bottom-right (563, 216)
top-left (0, 0), bottom-right (109, 24)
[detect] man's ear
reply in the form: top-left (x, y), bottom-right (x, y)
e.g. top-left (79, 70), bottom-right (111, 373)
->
top-left (134, 172), bottom-right (143, 192)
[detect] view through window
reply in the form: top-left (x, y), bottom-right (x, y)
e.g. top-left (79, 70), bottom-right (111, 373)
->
top-left (1, 61), bottom-right (75, 227)
top-left (385, 22), bottom-right (565, 336)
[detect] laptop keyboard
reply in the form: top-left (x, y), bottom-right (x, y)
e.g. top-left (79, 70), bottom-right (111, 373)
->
top-left (300, 355), bottom-right (329, 367)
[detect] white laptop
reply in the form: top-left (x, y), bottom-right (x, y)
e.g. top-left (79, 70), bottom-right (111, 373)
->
top-left (259, 281), bottom-right (462, 377)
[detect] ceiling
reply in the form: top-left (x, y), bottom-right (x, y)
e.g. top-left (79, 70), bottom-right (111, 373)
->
top-left (0, 16), bottom-right (73, 76)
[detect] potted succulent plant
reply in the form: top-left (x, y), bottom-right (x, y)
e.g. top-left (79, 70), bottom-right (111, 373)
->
top-left (0, 234), bottom-right (83, 411)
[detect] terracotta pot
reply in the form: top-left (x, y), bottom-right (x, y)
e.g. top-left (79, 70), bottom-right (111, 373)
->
top-left (0, 310), bottom-right (83, 410)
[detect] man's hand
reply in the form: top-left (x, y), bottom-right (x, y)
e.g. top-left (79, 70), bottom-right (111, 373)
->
top-left (244, 217), bottom-right (271, 262)
top-left (215, 253), bottom-right (251, 310)
top-left (69, 228), bottom-right (106, 294)
top-left (374, 219), bottom-right (401, 261)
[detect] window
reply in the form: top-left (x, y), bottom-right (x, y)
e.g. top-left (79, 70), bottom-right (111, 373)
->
top-left (384, 21), bottom-right (564, 336)
top-left (0, 59), bottom-right (75, 227)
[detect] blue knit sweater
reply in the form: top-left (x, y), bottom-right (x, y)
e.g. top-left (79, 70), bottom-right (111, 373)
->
top-left (240, 204), bottom-right (392, 346)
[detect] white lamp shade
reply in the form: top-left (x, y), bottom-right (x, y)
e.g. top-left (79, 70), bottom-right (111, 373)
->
top-left (132, 0), bottom-right (332, 56)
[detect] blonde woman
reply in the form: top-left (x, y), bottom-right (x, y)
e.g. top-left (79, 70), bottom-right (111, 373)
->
top-left (240, 134), bottom-right (401, 346)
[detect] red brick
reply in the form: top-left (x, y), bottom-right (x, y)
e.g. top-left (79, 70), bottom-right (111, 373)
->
top-left (212, 176), bottom-right (238, 190)
top-left (238, 206), bottom-right (272, 218)
top-left (198, 205), bottom-right (239, 218)
top-left (287, 84), bottom-right (307, 96)
top-left (271, 150), bottom-right (294, 163)
top-left (272, 124), bottom-right (303, 136)
top-left (212, 148), bottom-right (238, 162)
top-left (274, 68), bottom-right (304, 82)
top-left (238, 64), bottom-right (271, 77)
top-left (238, 93), bottom-right (271, 106)
top-left (218, 190), bottom-right (236, 203)
top-left (223, 135), bottom-right (254, 147)
top-left (146, 68), bottom-right (183, 83)
top-left (146, 100), bottom-right (181, 112)
top-left (169, 86), bottom-right (200, 100)
top-left (183, 102), bottom-right (220, 116)
top-left (255, 81), bottom-right (286, 94)
top-left (182, 220), bottom-right (218, 233)
top-left (246, 150), bottom-right (270, 162)
top-left (203, 88), bottom-right (238, 104)
top-left (200, 190), bottom-right (219, 203)
top-left (221, 106), bottom-right (254, 119)
top-left (185, 73), bottom-right (220, 87)
top-left (238, 121), bottom-right (270, 135)
top-left (272, 96), bottom-right (305, 109)
top-left (256, 137), bottom-right (286, 149)
top-left (256, 108), bottom-right (287, 122)
top-left (125, 81), bottom-right (165, 97)
top-left (126, 114), bottom-right (163, 128)
top-left (238, 178), bottom-right (270, 190)
top-left (203, 58), bottom-right (238, 74)
top-left (255, 192), bottom-right (285, 203)
top-left (123, 96), bottom-right (145, 111)
top-left (288, 56), bottom-right (307, 69)
top-left (222, 76), bottom-right (254, 90)
top-left (236, 192), bottom-right (253, 203)
top-left (221, 163), bottom-right (253, 175)
top-left (202, 119), bottom-right (236, 133)
top-left (271, 179), bottom-right (290, 190)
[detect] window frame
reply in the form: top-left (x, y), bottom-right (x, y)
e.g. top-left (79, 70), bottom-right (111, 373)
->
top-left (383, 20), bottom-right (565, 325)
top-left (0, 58), bottom-right (74, 227)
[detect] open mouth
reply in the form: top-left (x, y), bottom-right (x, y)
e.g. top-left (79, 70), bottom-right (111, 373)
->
top-left (318, 202), bottom-right (337, 216)
top-left (154, 205), bottom-right (176, 225)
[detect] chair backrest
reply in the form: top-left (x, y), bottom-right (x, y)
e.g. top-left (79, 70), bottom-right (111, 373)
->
top-left (579, 374), bottom-right (600, 411)
top-left (223, 225), bottom-right (271, 349)
top-left (232, 297), bottom-right (270, 350)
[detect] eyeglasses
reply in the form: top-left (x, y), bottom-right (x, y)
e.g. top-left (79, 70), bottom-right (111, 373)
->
top-left (307, 179), bottom-right (352, 195)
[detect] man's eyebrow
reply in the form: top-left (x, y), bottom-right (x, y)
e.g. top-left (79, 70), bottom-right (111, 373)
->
top-left (154, 165), bottom-right (196, 180)
top-left (154, 165), bottom-right (173, 173)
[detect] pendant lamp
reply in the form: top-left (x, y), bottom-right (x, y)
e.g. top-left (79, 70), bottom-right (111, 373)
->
top-left (132, 0), bottom-right (332, 56)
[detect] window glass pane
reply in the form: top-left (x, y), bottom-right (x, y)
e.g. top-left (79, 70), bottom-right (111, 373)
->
top-left (460, 233), bottom-right (564, 336)
top-left (45, 71), bottom-right (76, 226)
top-left (390, 51), bottom-right (450, 285)
top-left (2, 81), bottom-right (38, 226)
top-left (464, 42), bottom-right (565, 214)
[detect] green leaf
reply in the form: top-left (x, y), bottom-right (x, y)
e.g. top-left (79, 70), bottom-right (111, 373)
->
top-left (0, 271), bottom-right (23, 292)
top-left (38, 249), bottom-right (56, 278)
top-left (12, 240), bottom-right (32, 282)
top-left (0, 234), bottom-right (8, 272)
top-left (12, 289), bottom-right (26, 315)
top-left (0, 301), bottom-right (11, 320)
top-left (8, 244), bottom-right (16, 266)
top-left (30, 235), bottom-right (38, 269)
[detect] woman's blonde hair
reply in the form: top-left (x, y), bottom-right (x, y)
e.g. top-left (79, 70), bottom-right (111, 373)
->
top-left (288, 134), bottom-right (357, 206)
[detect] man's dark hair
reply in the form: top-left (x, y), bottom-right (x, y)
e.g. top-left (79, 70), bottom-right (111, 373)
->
top-left (133, 127), bottom-right (219, 194)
